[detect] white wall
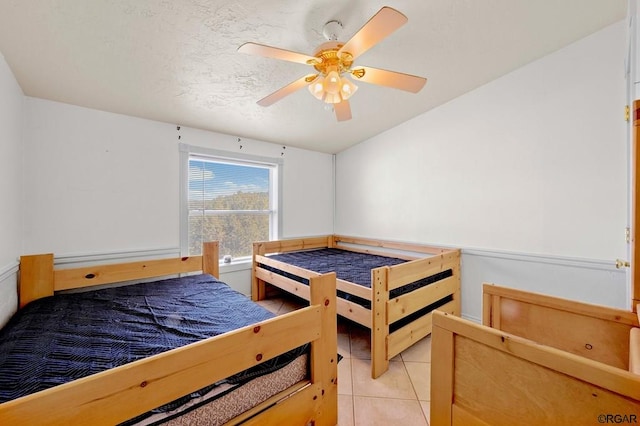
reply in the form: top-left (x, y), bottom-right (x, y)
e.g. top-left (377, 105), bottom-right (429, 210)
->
top-left (21, 98), bottom-right (334, 294)
top-left (336, 21), bottom-right (628, 317)
top-left (0, 52), bottom-right (24, 325)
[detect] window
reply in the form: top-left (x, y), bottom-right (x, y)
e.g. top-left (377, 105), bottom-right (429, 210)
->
top-left (180, 145), bottom-right (281, 260)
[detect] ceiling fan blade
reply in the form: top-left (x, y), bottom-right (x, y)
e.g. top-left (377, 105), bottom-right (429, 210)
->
top-left (238, 42), bottom-right (317, 65)
top-left (257, 74), bottom-right (315, 107)
top-left (337, 7), bottom-right (407, 61)
top-left (334, 100), bottom-right (352, 121)
top-left (351, 66), bottom-right (427, 93)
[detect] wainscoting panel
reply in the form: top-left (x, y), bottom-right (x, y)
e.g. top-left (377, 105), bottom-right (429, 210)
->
top-left (461, 248), bottom-right (628, 323)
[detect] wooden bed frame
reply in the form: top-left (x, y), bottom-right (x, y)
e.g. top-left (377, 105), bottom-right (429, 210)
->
top-left (0, 242), bottom-right (338, 426)
top-left (431, 283), bottom-right (640, 426)
top-left (252, 234), bottom-right (461, 378)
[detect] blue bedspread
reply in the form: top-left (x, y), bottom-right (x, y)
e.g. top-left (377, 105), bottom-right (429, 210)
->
top-left (0, 274), bottom-right (306, 412)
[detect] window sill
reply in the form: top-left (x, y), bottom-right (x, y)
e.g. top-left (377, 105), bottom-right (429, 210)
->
top-left (219, 259), bottom-right (252, 274)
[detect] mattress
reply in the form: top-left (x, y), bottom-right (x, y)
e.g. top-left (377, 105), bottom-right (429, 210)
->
top-left (0, 274), bottom-right (308, 423)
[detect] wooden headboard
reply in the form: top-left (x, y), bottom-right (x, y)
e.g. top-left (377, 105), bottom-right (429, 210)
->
top-left (18, 242), bottom-right (219, 308)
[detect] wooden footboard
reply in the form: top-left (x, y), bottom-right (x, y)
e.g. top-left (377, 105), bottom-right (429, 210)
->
top-left (431, 311), bottom-right (640, 426)
top-left (1, 243), bottom-right (338, 426)
top-left (253, 235), bottom-right (461, 378)
top-left (483, 284), bottom-right (639, 369)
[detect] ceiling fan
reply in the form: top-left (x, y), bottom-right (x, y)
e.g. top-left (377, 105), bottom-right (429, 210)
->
top-left (238, 6), bottom-right (427, 121)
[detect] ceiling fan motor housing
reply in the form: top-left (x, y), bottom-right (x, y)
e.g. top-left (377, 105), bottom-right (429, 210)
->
top-left (310, 41), bottom-right (353, 76)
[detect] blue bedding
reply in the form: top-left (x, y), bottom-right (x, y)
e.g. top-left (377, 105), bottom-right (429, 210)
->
top-left (0, 274), bottom-right (307, 415)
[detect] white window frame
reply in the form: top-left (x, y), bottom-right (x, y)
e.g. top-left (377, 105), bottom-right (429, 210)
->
top-left (179, 143), bottom-right (283, 261)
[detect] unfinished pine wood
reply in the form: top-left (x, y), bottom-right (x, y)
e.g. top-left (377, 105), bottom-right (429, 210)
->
top-left (18, 253), bottom-right (54, 308)
top-left (431, 312), bottom-right (454, 426)
top-left (451, 405), bottom-right (493, 426)
top-left (387, 275), bottom-right (458, 323)
top-left (334, 234), bottom-right (449, 255)
top-left (0, 305), bottom-right (323, 425)
top-left (630, 328), bottom-right (640, 375)
top-left (337, 298), bottom-right (371, 328)
top-left (253, 234), bottom-right (462, 378)
top-left (388, 298), bottom-right (457, 359)
top-left (432, 311), bottom-right (640, 426)
top-left (484, 283), bottom-right (639, 369)
top-left (9, 243), bottom-right (338, 425)
top-left (309, 272), bottom-right (338, 425)
top-left (253, 236), bottom-right (331, 254)
top-left (337, 278), bottom-right (372, 300)
top-left (254, 266), bottom-right (312, 301)
top-left (371, 267), bottom-right (390, 379)
top-left (53, 256), bottom-right (205, 291)
top-left (237, 383), bottom-right (322, 426)
top-left (484, 283), bottom-right (639, 326)
top-left (386, 250), bottom-right (460, 291)
top-left (202, 241), bottom-right (219, 278)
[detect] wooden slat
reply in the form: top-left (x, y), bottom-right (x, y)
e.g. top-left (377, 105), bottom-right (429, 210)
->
top-left (387, 250), bottom-right (460, 291)
top-left (255, 267), bottom-right (311, 301)
top-left (308, 272), bottom-right (338, 426)
top-left (482, 290), bottom-right (491, 325)
top-left (434, 311), bottom-right (640, 400)
top-left (336, 278), bottom-right (371, 301)
top-left (483, 283), bottom-right (639, 326)
top-left (238, 383), bottom-right (322, 426)
top-left (253, 236), bottom-right (331, 255)
top-left (333, 235), bottom-right (451, 255)
top-left (337, 298), bottom-right (371, 328)
top-left (332, 244), bottom-right (420, 261)
top-left (387, 299), bottom-right (458, 359)
top-left (387, 275), bottom-right (458, 324)
top-left (202, 241), bottom-right (219, 278)
top-left (0, 307), bottom-right (322, 425)
top-left (451, 405), bottom-right (493, 426)
top-left (453, 332), bottom-right (640, 426)
top-left (388, 311), bottom-right (432, 359)
top-left (224, 381), bottom-right (311, 425)
top-left (53, 256), bottom-right (205, 291)
top-left (483, 284), bottom-right (638, 370)
top-left (19, 254), bottom-right (54, 308)
top-left (371, 268), bottom-right (389, 379)
top-left (431, 312), bottom-right (455, 426)
top-left (630, 328), bottom-right (640, 375)
top-left (255, 254), bottom-right (320, 279)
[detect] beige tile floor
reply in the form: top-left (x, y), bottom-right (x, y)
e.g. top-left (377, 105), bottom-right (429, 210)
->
top-left (256, 294), bottom-right (431, 426)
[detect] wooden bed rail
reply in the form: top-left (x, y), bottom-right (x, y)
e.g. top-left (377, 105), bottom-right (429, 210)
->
top-left (2, 270), bottom-right (337, 425)
top-left (253, 234), bottom-right (453, 257)
top-left (19, 242), bottom-right (219, 308)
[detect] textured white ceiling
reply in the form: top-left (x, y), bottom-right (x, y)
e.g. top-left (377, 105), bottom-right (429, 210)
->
top-left (0, 0), bottom-right (627, 153)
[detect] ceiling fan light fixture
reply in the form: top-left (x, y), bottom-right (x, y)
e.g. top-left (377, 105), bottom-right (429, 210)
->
top-left (308, 75), bottom-right (325, 100)
top-left (324, 92), bottom-right (342, 104)
top-left (324, 70), bottom-right (342, 94)
top-left (340, 76), bottom-right (358, 100)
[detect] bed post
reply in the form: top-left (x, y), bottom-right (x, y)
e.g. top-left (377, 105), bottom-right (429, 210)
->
top-left (201, 241), bottom-right (219, 278)
top-left (252, 242), bottom-right (266, 301)
top-left (19, 254), bottom-right (54, 308)
top-left (371, 267), bottom-right (390, 379)
top-left (430, 311), bottom-right (455, 425)
top-left (309, 272), bottom-right (338, 425)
